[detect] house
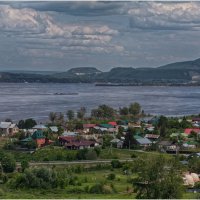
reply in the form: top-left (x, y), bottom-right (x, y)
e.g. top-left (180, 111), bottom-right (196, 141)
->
top-left (110, 138), bottom-right (124, 148)
top-left (182, 141), bottom-right (197, 149)
top-left (62, 131), bottom-right (78, 137)
top-left (184, 128), bottom-right (200, 135)
top-left (108, 122), bottom-right (117, 127)
top-left (83, 124), bottom-right (96, 133)
top-left (58, 136), bottom-right (76, 146)
top-left (135, 137), bottom-right (152, 147)
top-left (65, 140), bottom-right (96, 150)
top-left (158, 140), bottom-right (178, 152)
top-left (49, 126), bottom-right (58, 133)
top-left (128, 122), bottom-right (141, 128)
top-left (33, 124), bottom-right (47, 130)
top-left (0, 122), bottom-right (19, 135)
top-left (145, 134), bottom-right (160, 142)
top-left (99, 124), bottom-right (114, 129)
top-left (21, 130), bottom-right (53, 147)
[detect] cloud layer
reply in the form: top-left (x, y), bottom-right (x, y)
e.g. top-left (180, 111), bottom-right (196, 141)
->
top-left (1, 2), bottom-right (200, 71)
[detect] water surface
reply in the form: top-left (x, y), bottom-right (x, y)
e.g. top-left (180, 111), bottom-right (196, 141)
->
top-left (0, 83), bottom-right (199, 122)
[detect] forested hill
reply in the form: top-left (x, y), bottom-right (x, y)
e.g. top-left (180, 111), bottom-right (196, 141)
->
top-left (1, 58), bottom-right (200, 85)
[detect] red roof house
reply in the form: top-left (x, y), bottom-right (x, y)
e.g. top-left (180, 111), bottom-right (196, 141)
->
top-left (184, 128), bottom-right (200, 135)
top-left (83, 124), bottom-right (96, 129)
top-left (108, 122), bottom-right (117, 126)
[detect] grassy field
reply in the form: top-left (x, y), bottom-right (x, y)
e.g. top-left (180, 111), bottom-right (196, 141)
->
top-left (0, 168), bottom-right (136, 199)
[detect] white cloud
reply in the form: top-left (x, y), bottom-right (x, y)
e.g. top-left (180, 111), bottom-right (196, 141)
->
top-left (128, 2), bottom-right (200, 30)
top-left (0, 4), bottom-right (123, 57)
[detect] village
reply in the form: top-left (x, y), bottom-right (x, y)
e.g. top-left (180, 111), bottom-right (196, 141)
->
top-left (0, 103), bottom-right (200, 198)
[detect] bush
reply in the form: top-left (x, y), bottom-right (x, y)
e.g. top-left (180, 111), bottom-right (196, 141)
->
top-left (131, 153), bottom-right (137, 158)
top-left (111, 160), bottom-right (122, 168)
top-left (85, 150), bottom-right (97, 160)
top-left (107, 173), bottom-right (116, 180)
top-left (1, 153), bottom-right (16, 173)
top-left (94, 147), bottom-right (101, 156)
top-left (89, 183), bottom-right (104, 194)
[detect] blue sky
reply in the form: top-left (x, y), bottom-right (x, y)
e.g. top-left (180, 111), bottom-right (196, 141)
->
top-left (1, 1), bottom-right (200, 71)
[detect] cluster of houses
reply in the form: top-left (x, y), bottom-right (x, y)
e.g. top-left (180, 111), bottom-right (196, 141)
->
top-left (1, 116), bottom-right (200, 152)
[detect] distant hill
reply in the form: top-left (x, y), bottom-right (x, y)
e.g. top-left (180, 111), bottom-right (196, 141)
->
top-left (1, 58), bottom-right (200, 85)
top-left (67, 67), bottom-right (102, 75)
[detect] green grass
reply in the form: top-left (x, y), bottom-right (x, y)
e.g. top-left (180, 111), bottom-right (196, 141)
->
top-left (0, 168), bottom-right (136, 199)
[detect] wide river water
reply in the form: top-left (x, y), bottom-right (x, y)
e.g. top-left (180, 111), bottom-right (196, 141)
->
top-left (0, 83), bottom-right (200, 122)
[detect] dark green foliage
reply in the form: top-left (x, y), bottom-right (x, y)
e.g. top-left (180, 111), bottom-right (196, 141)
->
top-left (66, 110), bottom-right (75, 121)
top-left (94, 147), bottom-right (101, 156)
top-left (76, 149), bottom-right (88, 160)
top-left (129, 102), bottom-right (141, 116)
top-left (133, 156), bottom-right (183, 199)
top-left (188, 157), bottom-right (200, 173)
top-left (158, 116), bottom-right (168, 137)
top-left (21, 160), bottom-right (29, 172)
top-left (9, 168), bottom-right (58, 189)
top-left (111, 160), bottom-right (122, 168)
top-left (123, 128), bottom-right (136, 149)
top-left (102, 135), bottom-right (113, 148)
top-left (107, 173), bottom-right (116, 180)
top-left (91, 105), bottom-right (116, 119)
top-left (49, 112), bottom-right (57, 124)
top-left (18, 118), bottom-right (37, 129)
top-left (1, 153), bottom-right (16, 173)
top-left (89, 183), bottom-right (104, 194)
top-left (85, 150), bottom-right (97, 160)
top-left (77, 107), bottom-right (86, 119)
top-left (119, 107), bottom-right (129, 115)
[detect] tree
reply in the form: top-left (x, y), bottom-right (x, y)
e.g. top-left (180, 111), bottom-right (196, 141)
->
top-left (77, 107), bottom-right (86, 119)
top-left (158, 116), bottom-right (168, 137)
top-left (129, 102), bottom-right (141, 116)
top-left (21, 160), bottom-right (29, 172)
top-left (18, 120), bottom-right (25, 129)
top-left (66, 110), bottom-right (75, 121)
top-left (1, 153), bottom-right (16, 173)
top-left (49, 112), bottom-right (57, 124)
top-left (24, 118), bottom-right (37, 129)
top-left (91, 105), bottom-right (116, 119)
top-left (119, 107), bottom-right (129, 115)
top-left (57, 112), bottom-right (64, 124)
top-left (123, 128), bottom-right (136, 149)
top-left (133, 156), bottom-right (183, 199)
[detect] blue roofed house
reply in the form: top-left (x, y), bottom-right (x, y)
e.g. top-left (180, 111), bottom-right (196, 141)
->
top-left (133, 135), bottom-right (152, 148)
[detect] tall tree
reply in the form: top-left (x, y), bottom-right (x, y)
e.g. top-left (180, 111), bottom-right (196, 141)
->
top-left (66, 110), bottom-right (75, 121)
top-left (119, 107), bottom-right (129, 115)
top-left (129, 102), bottom-right (141, 116)
top-left (133, 156), bottom-right (183, 199)
top-left (49, 112), bottom-right (57, 124)
top-left (158, 116), bottom-right (168, 137)
top-left (24, 118), bottom-right (37, 129)
top-left (77, 107), bottom-right (86, 119)
top-left (91, 104), bottom-right (116, 119)
top-left (57, 112), bottom-right (64, 124)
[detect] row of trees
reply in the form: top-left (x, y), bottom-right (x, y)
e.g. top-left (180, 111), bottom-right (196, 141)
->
top-left (49, 102), bottom-right (143, 123)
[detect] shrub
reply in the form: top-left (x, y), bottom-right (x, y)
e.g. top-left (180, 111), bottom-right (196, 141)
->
top-left (111, 160), bottom-right (122, 168)
top-left (89, 183), bottom-right (104, 194)
top-left (85, 150), bottom-right (97, 160)
top-left (131, 153), bottom-right (137, 158)
top-left (107, 173), bottom-right (116, 180)
top-left (1, 153), bottom-right (16, 173)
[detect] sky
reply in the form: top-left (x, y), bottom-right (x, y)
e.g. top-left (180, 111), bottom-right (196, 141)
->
top-left (1, 1), bottom-right (200, 71)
